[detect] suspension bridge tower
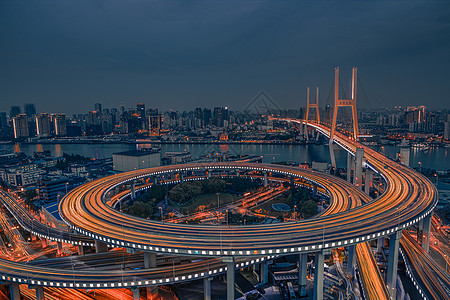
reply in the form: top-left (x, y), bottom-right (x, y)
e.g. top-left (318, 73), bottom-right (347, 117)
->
top-left (330, 67), bottom-right (359, 140)
top-left (329, 67), bottom-right (359, 168)
top-left (304, 87), bottom-right (320, 140)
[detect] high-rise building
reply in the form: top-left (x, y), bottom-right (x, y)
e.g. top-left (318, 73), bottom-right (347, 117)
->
top-left (94, 103), bottom-right (102, 113)
top-left (203, 108), bottom-right (212, 126)
top-left (137, 103), bottom-right (145, 119)
top-left (137, 103), bottom-right (146, 130)
top-left (24, 103), bottom-right (36, 117)
top-left (149, 114), bottom-right (162, 136)
top-left (36, 113), bottom-right (51, 137)
top-left (12, 114), bottom-right (29, 138)
top-left (213, 107), bottom-right (227, 127)
top-left (0, 112), bottom-right (7, 129)
top-left (54, 114), bottom-right (67, 136)
top-left (444, 114), bottom-right (450, 141)
top-left (10, 106), bottom-right (21, 118)
top-left (147, 108), bottom-right (159, 116)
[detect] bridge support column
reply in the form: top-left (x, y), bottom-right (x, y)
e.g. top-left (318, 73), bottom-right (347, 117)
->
top-left (57, 241), bottom-right (63, 256)
top-left (261, 262), bottom-right (269, 284)
top-left (95, 240), bottom-right (108, 253)
top-left (364, 169), bottom-right (373, 195)
top-left (144, 252), bottom-right (157, 268)
top-left (35, 286), bottom-right (45, 300)
top-left (422, 214), bottom-right (432, 253)
top-left (313, 184), bottom-right (317, 197)
top-left (417, 219), bottom-right (423, 244)
top-left (179, 172), bottom-right (184, 183)
top-left (131, 287), bottom-right (140, 300)
top-left (347, 152), bottom-right (352, 183)
top-left (9, 283), bottom-right (20, 300)
top-left (203, 277), bottom-right (212, 300)
top-left (153, 176), bottom-right (158, 184)
top-left (263, 172), bottom-right (268, 187)
top-left (354, 148), bottom-right (364, 189)
top-left (304, 124), bottom-right (309, 140)
top-left (347, 245), bottom-right (356, 277)
top-left (377, 237), bottom-right (385, 253)
top-left (313, 251), bottom-right (324, 300)
top-left (78, 244), bottom-right (84, 255)
top-left (290, 176), bottom-right (294, 189)
top-left (329, 140), bottom-right (337, 169)
top-left (131, 180), bottom-right (136, 200)
top-left (299, 253), bottom-right (307, 297)
top-left (41, 237), bottom-right (47, 248)
top-left (207, 169), bottom-right (211, 179)
top-left (223, 257), bottom-right (235, 300)
top-left (387, 230), bottom-right (402, 299)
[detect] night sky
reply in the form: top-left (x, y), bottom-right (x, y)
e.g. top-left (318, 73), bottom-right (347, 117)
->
top-left (1, 0), bottom-right (449, 114)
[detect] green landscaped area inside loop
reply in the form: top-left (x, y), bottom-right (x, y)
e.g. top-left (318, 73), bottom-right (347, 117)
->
top-left (251, 194), bottom-right (292, 218)
top-left (179, 193), bottom-right (237, 215)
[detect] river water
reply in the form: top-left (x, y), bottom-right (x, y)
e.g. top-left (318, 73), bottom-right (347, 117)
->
top-left (1, 143), bottom-right (448, 171)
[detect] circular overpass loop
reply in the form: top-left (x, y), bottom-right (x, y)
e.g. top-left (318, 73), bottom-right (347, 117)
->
top-left (60, 124), bottom-right (437, 256)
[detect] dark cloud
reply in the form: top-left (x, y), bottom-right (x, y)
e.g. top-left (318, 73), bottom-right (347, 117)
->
top-left (1, 0), bottom-right (449, 114)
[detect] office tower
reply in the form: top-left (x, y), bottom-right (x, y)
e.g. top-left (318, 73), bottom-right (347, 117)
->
top-left (149, 114), bottom-right (162, 136)
top-left (137, 103), bottom-right (146, 130)
top-left (12, 114), bottom-right (29, 138)
top-left (213, 107), bottom-right (226, 127)
top-left (54, 114), bottom-right (67, 136)
top-left (10, 106), bottom-right (21, 118)
top-left (444, 114), bottom-right (450, 140)
top-left (137, 103), bottom-right (145, 119)
top-left (111, 108), bottom-right (118, 125)
top-left (24, 103), bottom-right (36, 117)
top-left (0, 112), bottom-right (7, 129)
top-left (147, 108), bottom-right (159, 116)
top-left (94, 103), bottom-right (102, 113)
top-left (36, 113), bottom-right (51, 137)
top-left (101, 111), bottom-right (113, 133)
top-left (194, 108), bottom-right (203, 127)
top-left (203, 108), bottom-right (212, 126)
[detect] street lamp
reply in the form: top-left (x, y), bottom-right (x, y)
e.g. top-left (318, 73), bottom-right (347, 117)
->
top-left (418, 162), bottom-right (422, 173)
top-left (293, 205), bottom-right (297, 222)
top-left (159, 207), bottom-right (163, 221)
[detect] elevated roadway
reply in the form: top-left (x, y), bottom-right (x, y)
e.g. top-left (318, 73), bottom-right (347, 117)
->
top-left (0, 119), bottom-right (438, 300)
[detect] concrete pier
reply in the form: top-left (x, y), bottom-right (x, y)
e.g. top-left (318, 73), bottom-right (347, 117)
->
top-left (354, 147), bottom-right (364, 189)
top-left (313, 251), bottom-right (324, 300)
top-left (223, 257), bottom-right (235, 300)
top-left (144, 252), bottom-right (157, 269)
top-left (203, 277), bottom-right (212, 300)
top-left (299, 253), bottom-right (308, 297)
top-left (95, 240), bottom-right (108, 253)
top-left (9, 283), bottom-right (20, 300)
top-left (387, 230), bottom-right (402, 299)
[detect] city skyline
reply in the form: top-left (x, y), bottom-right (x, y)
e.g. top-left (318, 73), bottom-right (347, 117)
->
top-left (1, 1), bottom-right (450, 114)
top-left (0, 1), bottom-right (449, 300)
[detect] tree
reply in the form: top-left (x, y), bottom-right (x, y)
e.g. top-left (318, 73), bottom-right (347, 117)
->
top-left (227, 177), bottom-right (257, 192)
top-left (202, 179), bottom-right (226, 193)
top-left (123, 201), bottom-right (154, 218)
top-left (300, 200), bottom-right (318, 218)
top-left (169, 182), bottom-right (202, 203)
